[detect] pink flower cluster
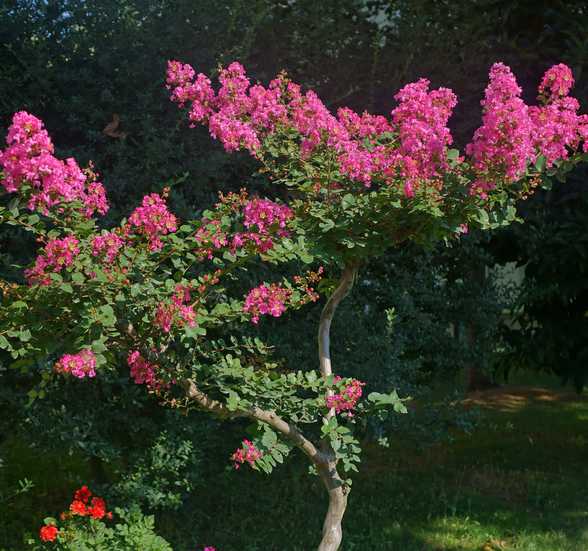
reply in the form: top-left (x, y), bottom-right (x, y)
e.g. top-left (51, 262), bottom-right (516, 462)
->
top-left (391, 79), bottom-right (458, 196)
top-left (126, 193), bottom-right (177, 251)
top-left (127, 350), bottom-right (161, 389)
top-left (539, 64), bottom-right (575, 99)
top-left (243, 283), bottom-right (292, 324)
top-left (529, 64), bottom-right (588, 167)
top-left (231, 439), bottom-right (262, 469)
top-left (91, 231), bottom-right (124, 263)
top-left (169, 60), bottom-right (588, 201)
top-left (167, 60), bottom-right (459, 195)
top-left (326, 377), bottom-right (365, 414)
top-left (25, 236), bottom-right (79, 285)
top-left (243, 198), bottom-right (292, 234)
top-left (468, 62), bottom-right (588, 196)
top-left (194, 195), bottom-right (292, 258)
top-left (466, 63), bottom-right (535, 196)
top-left (155, 284), bottom-right (197, 333)
top-left (54, 349), bottom-right (97, 379)
top-left (0, 112), bottom-right (108, 216)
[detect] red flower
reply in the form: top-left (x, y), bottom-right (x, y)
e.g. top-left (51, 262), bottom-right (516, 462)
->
top-left (39, 525), bottom-right (58, 542)
top-left (88, 497), bottom-right (106, 519)
top-left (70, 499), bottom-right (87, 516)
top-left (74, 485), bottom-right (92, 504)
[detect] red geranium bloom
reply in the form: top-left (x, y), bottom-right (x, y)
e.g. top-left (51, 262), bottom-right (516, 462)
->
top-left (39, 525), bottom-right (59, 542)
top-left (74, 485), bottom-right (92, 503)
top-left (70, 499), bottom-right (87, 516)
top-left (88, 496), bottom-right (106, 519)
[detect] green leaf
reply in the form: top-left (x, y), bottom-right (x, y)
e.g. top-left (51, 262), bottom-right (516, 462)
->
top-left (261, 429), bottom-right (278, 449)
top-left (447, 149), bottom-right (459, 161)
top-left (226, 391), bottom-right (240, 411)
top-left (72, 272), bottom-right (85, 284)
top-left (91, 339), bottom-right (108, 353)
top-left (534, 154), bottom-right (546, 172)
top-left (319, 219), bottom-right (335, 232)
top-left (61, 283), bottom-right (74, 294)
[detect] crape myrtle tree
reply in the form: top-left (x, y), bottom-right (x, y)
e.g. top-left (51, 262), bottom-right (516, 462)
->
top-left (1, 61), bottom-right (587, 550)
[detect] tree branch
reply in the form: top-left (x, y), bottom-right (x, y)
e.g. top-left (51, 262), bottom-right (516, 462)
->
top-left (183, 379), bottom-right (325, 465)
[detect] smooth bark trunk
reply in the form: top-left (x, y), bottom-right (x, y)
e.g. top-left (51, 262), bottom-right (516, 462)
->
top-left (317, 462), bottom-right (348, 551)
top-left (316, 262), bottom-right (358, 551)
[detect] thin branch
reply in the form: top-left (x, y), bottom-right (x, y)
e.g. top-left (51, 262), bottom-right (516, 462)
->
top-left (183, 379), bottom-right (325, 465)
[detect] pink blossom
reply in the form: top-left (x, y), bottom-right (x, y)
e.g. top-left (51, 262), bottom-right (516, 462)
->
top-left (243, 283), bottom-right (291, 324)
top-left (25, 236), bottom-right (80, 285)
top-left (154, 285), bottom-right (197, 333)
top-left (242, 198), bottom-right (292, 234)
top-left (466, 63), bottom-right (534, 194)
top-left (54, 349), bottom-right (97, 379)
top-left (539, 63), bottom-right (574, 100)
top-left (127, 350), bottom-right (161, 389)
top-left (231, 439), bottom-right (262, 469)
top-left (530, 96), bottom-right (582, 166)
top-left (92, 232), bottom-right (124, 263)
top-left (391, 79), bottom-right (457, 191)
top-left (579, 114), bottom-right (588, 152)
top-left (127, 193), bottom-right (177, 251)
top-left (208, 112), bottom-right (260, 153)
top-left (0, 112), bottom-right (108, 216)
top-left (326, 377), bottom-right (365, 414)
top-left (528, 64), bottom-right (585, 166)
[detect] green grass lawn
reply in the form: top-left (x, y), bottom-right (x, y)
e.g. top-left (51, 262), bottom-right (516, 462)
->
top-left (2, 376), bottom-right (587, 550)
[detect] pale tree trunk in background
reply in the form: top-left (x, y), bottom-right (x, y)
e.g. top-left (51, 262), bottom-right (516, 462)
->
top-left (316, 262), bottom-right (358, 551)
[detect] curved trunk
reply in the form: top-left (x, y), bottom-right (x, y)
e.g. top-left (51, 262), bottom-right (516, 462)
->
top-left (316, 262), bottom-right (358, 551)
top-left (317, 461), bottom-right (349, 551)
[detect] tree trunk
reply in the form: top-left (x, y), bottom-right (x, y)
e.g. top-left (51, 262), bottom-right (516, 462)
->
top-left (316, 262), bottom-right (358, 551)
top-left (317, 462), bottom-right (348, 551)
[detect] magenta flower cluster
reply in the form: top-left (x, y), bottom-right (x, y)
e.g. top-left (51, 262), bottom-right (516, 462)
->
top-left (0, 112), bottom-right (108, 216)
top-left (466, 63), bottom-right (535, 196)
top-left (91, 231), bottom-right (125, 263)
top-left (24, 236), bottom-right (80, 285)
top-left (243, 283), bottom-right (292, 324)
top-left (167, 60), bottom-right (462, 195)
top-left (243, 198), bottom-right (292, 235)
top-left (126, 193), bottom-right (178, 251)
top-left (54, 349), bottom-right (97, 379)
top-left (529, 64), bottom-right (588, 167)
top-left (231, 439), bottom-right (263, 469)
top-left (155, 284), bottom-right (197, 333)
top-left (539, 64), bottom-right (575, 99)
top-left (326, 377), bottom-right (365, 414)
top-left (168, 60), bottom-right (588, 199)
top-left (467, 63), bottom-right (588, 196)
top-left (194, 195), bottom-right (293, 258)
top-left (127, 350), bottom-right (160, 389)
